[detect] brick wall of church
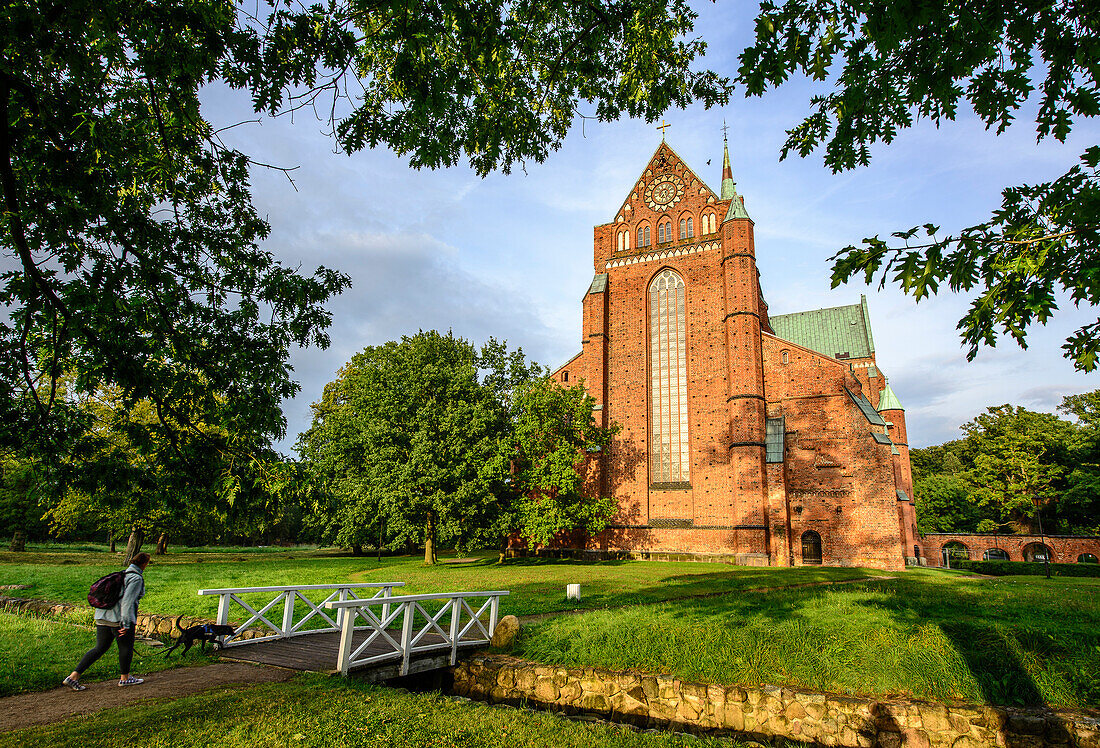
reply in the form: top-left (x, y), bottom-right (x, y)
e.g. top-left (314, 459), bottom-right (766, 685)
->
top-left (762, 336), bottom-right (906, 570)
top-left (541, 141), bottom-right (910, 570)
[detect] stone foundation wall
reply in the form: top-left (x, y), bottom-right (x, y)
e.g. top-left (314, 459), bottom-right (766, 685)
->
top-left (0, 594), bottom-right (266, 640)
top-left (453, 654), bottom-right (1100, 748)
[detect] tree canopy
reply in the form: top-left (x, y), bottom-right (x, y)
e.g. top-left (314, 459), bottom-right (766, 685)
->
top-left (912, 391), bottom-right (1100, 536)
top-left (298, 332), bottom-right (618, 562)
top-left (2, 0), bottom-right (730, 464)
top-left (736, 0), bottom-right (1100, 370)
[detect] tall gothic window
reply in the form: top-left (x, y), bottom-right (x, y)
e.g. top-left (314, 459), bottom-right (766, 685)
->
top-left (649, 268), bottom-right (689, 484)
top-left (687, 217), bottom-right (693, 237)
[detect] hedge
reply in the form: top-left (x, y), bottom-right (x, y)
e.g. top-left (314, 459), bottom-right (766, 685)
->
top-left (953, 559), bottom-right (1100, 577)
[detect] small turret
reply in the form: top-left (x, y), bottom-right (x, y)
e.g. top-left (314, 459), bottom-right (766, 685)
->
top-left (878, 379), bottom-right (904, 412)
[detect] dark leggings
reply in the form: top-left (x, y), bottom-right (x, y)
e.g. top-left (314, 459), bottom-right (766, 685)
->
top-left (75, 625), bottom-right (135, 675)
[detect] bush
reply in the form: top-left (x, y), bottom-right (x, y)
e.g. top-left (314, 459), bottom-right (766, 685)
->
top-left (954, 560), bottom-right (1100, 577)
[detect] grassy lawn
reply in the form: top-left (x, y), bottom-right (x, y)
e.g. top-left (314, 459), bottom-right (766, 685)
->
top-left (0, 614), bottom-right (215, 697)
top-left (0, 675), bottom-right (747, 748)
top-left (0, 545), bottom-right (886, 619)
top-left (509, 568), bottom-right (1100, 709)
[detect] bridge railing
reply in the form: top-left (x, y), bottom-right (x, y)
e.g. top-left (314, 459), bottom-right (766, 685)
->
top-left (197, 582), bottom-right (405, 647)
top-left (325, 590), bottom-right (509, 676)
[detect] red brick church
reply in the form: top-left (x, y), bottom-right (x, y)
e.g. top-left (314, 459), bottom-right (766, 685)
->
top-left (547, 138), bottom-right (918, 571)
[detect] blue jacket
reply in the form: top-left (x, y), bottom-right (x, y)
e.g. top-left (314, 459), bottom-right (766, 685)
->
top-left (93, 564), bottom-right (145, 628)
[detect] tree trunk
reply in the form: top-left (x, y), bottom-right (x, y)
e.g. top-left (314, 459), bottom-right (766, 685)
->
top-left (109, 535), bottom-right (116, 553)
top-left (124, 527), bottom-right (145, 565)
top-left (424, 511), bottom-right (437, 565)
top-left (497, 534), bottom-right (509, 564)
top-left (155, 533), bottom-right (168, 555)
top-left (351, 544), bottom-right (363, 556)
top-left (9, 530), bottom-right (26, 552)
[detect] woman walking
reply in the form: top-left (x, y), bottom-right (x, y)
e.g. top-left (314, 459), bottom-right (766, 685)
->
top-left (63, 551), bottom-right (151, 690)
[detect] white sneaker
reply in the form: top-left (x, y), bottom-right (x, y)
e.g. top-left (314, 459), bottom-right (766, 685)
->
top-left (118, 677), bottom-right (144, 687)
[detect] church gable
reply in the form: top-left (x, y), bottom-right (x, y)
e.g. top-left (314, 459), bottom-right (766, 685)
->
top-left (611, 142), bottom-right (719, 225)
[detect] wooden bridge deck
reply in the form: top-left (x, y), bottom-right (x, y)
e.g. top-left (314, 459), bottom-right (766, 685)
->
top-left (219, 628), bottom-right (488, 679)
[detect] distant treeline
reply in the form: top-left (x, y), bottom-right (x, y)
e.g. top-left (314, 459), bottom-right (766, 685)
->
top-left (912, 390), bottom-right (1100, 536)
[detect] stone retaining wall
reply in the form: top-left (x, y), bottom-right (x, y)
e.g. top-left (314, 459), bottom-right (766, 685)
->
top-left (0, 594), bottom-right (267, 640)
top-left (453, 654), bottom-right (1100, 748)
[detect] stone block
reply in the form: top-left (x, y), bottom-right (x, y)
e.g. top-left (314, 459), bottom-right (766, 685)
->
top-left (723, 704), bottom-right (745, 732)
top-left (514, 667), bottom-right (536, 691)
top-left (879, 731), bottom-right (902, 748)
top-left (490, 615), bottom-right (520, 647)
top-left (726, 686), bottom-right (747, 703)
top-left (559, 680), bottom-right (583, 704)
top-left (578, 692), bottom-right (611, 713)
top-left (1007, 714), bottom-right (1046, 736)
top-left (948, 715), bottom-right (970, 734)
top-left (534, 675), bottom-right (558, 703)
top-left (609, 686), bottom-right (648, 717)
top-left (900, 728), bottom-right (931, 748)
top-left (921, 707), bottom-right (951, 733)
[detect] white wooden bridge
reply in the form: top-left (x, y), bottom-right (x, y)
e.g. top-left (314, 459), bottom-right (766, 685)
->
top-left (196, 582), bottom-right (508, 679)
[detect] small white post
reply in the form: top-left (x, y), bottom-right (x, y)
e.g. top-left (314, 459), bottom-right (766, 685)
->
top-left (335, 588), bottom-right (349, 630)
top-left (282, 590), bottom-right (296, 637)
top-left (566, 583), bottom-right (581, 601)
top-left (335, 603), bottom-right (357, 676)
top-left (216, 594), bottom-right (230, 627)
top-left (399, 602), bottom-right (415, 676)
top-left (448, 596), bottom-right (462, 665)
top-left (381, 585), bottom-right (392, 625)
top-left (489, 595), bottom-right (500, 642)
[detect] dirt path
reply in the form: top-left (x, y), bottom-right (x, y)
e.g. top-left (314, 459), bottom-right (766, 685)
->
top-left (0, 662), bottom-right (296, 734)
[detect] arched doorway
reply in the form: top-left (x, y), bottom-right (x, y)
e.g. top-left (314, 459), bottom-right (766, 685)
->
top-left (1023, 542), bottom-right (1053, 562)
top-left (1078, 553), bottom-right (1098, 564)
top-left (983, 548), bottom-right (1009, 561)
top-left (941, 541), bottom-right (970, 566)
top-left (801, 531), bottom-right (822, 565)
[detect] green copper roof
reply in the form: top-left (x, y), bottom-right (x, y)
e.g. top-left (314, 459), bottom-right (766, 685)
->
top-left (878, 379), bottom-right (904, 412)
top-left (724, 194), bottom-right (751, 221)
top-left (588, 273), bottom-right (608, 294)
top-left (846, 386), bottom-right (888, 427)
top-left (770, 295), bottom-right (875, 360)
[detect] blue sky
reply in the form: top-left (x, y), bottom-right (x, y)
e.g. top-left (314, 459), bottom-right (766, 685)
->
top-left (200, 3), bottom-right (1100, 452)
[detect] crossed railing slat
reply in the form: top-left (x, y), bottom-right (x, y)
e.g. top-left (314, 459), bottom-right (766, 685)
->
top-left (325, 590), bottom-right (509, 676)
top-left (197, 583), bottom-right (405, 647)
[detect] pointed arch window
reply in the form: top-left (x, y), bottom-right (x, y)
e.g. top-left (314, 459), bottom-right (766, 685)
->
top-left (686, 217), bottom-right (693, 238)
top-left (649, 268), bottom-right (689, 484)
top-left (638, 225), bottom-right (651, 247)
top-left (679, 219), bottom-right (687, 239)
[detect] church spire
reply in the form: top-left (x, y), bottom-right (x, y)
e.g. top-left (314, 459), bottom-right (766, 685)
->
top-left (720, 124), bottom-right (736, 200)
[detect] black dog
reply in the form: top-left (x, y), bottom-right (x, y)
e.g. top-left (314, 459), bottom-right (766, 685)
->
top-left (163, 616), bottom-right (236, 656)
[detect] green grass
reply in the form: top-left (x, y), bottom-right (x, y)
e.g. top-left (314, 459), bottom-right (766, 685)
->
top-left (0, 546), bottom-right (886, 620)
top-left (0, 675), bottom-right (751, 748)
top-left (508, 568), bottom-right (1100, 708)
top-left (0, 614), bottom-right (215, 697)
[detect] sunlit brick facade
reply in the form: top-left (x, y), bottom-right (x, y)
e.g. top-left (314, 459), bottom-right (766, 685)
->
top-left (538, 140), bottom-right (918, 570)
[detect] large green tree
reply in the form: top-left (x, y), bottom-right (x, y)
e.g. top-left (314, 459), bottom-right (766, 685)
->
top-left (736, 0), bottom-right (1100, 369)
top-left (503, 378), bottom-right (618, 554)
top-left (2, 0), bottom-right (730, 468)
top-left (300, 334), bottom-right (619, 562)
top-left (299, 331), bottom-right (511, 564)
